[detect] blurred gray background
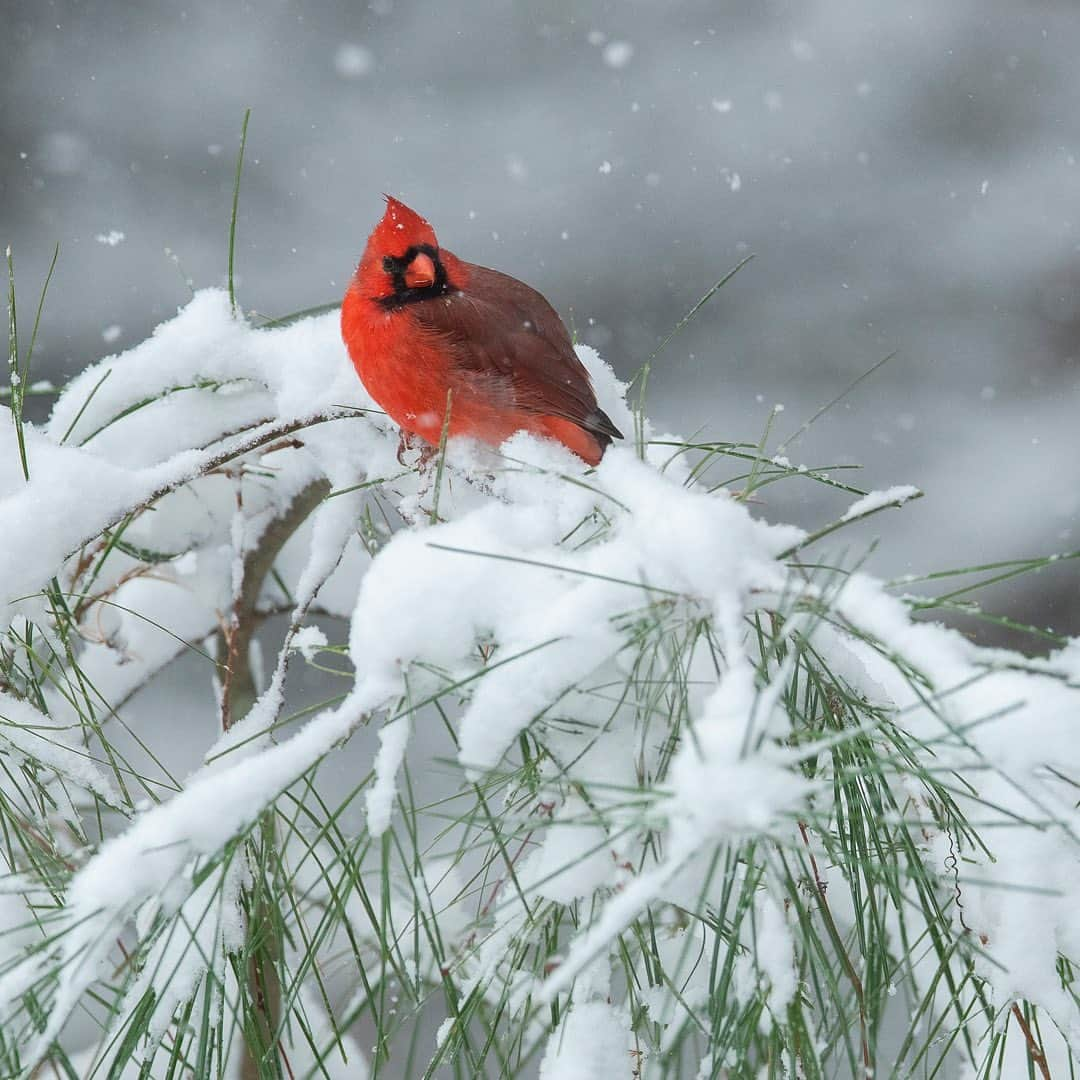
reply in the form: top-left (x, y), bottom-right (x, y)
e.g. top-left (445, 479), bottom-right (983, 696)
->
top-left (3, 0), bottom-right (1079, 645)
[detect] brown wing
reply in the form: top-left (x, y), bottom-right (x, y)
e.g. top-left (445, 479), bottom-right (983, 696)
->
top-left (412, 261), bottom-right (623, 445)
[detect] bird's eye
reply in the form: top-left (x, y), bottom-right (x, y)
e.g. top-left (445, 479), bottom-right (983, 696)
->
top-left (382, 255), bottom-right (395, 273)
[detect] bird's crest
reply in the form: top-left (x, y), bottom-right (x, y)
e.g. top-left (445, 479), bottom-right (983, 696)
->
top-left (368, 195), bottom-right (439, 259)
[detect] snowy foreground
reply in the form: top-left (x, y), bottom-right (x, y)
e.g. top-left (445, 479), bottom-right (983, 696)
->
top-left (0, 290), bottom-right (1078, 1077)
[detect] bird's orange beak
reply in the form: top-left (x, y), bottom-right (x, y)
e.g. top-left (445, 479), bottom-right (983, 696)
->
top-left (404, 252), bottom-right (437, 289)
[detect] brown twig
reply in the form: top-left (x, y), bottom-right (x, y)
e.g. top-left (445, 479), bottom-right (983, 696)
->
top-left (217, 475), bottom-right (331, 732)
top-left (1010, 1003), bottom-right (1052, 1080)
top-left (218, 471), bottom-right (246, 731)
top-left (213, 474), bottom-right (330, 1077)
top-left (799, 821), bottom-right (873, 1076)
top-left (247, 930), bottom-right (295, 1080)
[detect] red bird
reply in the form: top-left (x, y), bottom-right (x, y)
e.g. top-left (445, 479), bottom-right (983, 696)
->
top-left (341, 197), bottom-right (622, 466)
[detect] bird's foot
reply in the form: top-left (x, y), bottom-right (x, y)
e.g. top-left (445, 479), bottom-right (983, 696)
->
top-left (396, 429), bottom-right (440, 471)
top-left (396, 429), bottom-right (421, 466)
top-left (394, 430), bottom-right (451, 520)
top-left (414, 445), bottom-right (441, 501)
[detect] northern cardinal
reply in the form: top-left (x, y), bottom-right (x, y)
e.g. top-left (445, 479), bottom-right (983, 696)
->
top-left (341, 197), bottom-right (622, 466)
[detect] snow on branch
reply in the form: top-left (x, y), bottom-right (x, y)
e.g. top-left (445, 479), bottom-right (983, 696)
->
top-left (0, 289), bottom-right (1078, 1075)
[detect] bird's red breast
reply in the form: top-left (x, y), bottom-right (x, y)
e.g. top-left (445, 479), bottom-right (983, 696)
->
top-left (341, 196), bottom-right (622, 466)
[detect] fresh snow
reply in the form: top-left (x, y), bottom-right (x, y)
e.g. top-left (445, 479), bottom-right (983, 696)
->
top-left (841, 482), bottom-right (922, 521)
top-left (291, 623), bottom-right (328, 660)
top-left (538, 1000), bottom-right (628, 1079)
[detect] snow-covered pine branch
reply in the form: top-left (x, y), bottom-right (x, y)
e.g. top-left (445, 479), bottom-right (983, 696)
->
top-left (0, 288), bottom-right (1078, 1076)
